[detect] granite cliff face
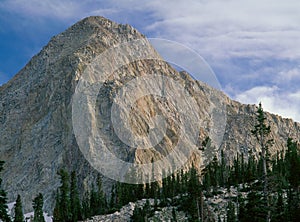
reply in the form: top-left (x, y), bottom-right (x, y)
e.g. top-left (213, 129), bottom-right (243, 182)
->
top-left (0, 16), bottom-right (300, 213)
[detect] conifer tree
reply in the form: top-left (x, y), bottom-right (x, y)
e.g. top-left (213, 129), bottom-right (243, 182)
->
top-left (81, 191), bottom-right (90, 219)
top-left (172, 207), bottom-right (177, 222)
top-left (109, 185), bottom-right (116, 210)
top-left (53, 169), bottom-right (71, 222)
top-left (226, 201), bottom-right (236, 222)
top-left (238, 195), bottom-right (247, 222)
top-left (70, 171), bottom-right (82, 221)
top-left (143, 199), bottom-right (151, 221)
top-left (96, 176), bottom-right (106, 215)
top-left (150, 158), bottom-right (159, 199)
top-left (136, 181), bottom-right (144, 201)
top-left (244, 191), bottom-right (267, 222)
top-left (187, 166), bottom-right (201, 221)
top-left (211, 155), bottom-right (220, 188)
top-left (90, 178), bottom-right (107, 217)
top-left (272, 191), bottom-right (285, 222)
top-left (32, 193), bottom-right (45, 222)
top-left (132, 206), bottom-right (144, 222)
top-left (0, 161), bottom-right (11, 222)
top-left (246, 151), bottom-right (257, 183)
top-left (59, 169), bottom-right (71, 221)
top-left (251, 103), bottom-right (273, 222)
top-left (14, 195), bottom-right (24, 222)
top-left (284, 138), bottom-right (300, 222)
top-left (53, 190), bottom-right (61, 222)
top-left (285, 138), bottom-right (300, 189)
top-left (145, 182), bottom-right (150, 199)
top-left (220, 150), bottom-right (226, 186)
top-left (89, 185), bottom-right (98, 216)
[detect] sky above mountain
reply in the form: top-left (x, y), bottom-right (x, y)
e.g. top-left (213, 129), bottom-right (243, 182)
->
top-left (0, 0), bottom-right (300, 122)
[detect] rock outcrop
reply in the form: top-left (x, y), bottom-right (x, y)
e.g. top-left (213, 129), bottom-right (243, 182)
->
top-left (83, 199), bottom-right (188, 222)
top-left (0, 16), bottom-right (299, 213)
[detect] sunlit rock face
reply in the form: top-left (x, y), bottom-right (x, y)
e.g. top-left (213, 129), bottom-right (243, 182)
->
top-left (1, 16), bottom-right (299, 213)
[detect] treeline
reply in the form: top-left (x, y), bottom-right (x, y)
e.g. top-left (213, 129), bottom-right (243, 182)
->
top-left (202, 137), bottom-right (300, 222)
top-left (53, 170), bottom-right (107, 221)
top-left (1, 139), bottom-right (300, 222)
top-left (0, 161), bottom-right (45, 222)
top-left (129, 136), bottom-right (300, 222)
top-left (1, 103), bottom-right (300, 222)
top-left (202, 137), bottom-right (300, 191)
top-left (200, 103), bottom-right (300, 222)
top-left (52, 166), bottom-right (206, 221)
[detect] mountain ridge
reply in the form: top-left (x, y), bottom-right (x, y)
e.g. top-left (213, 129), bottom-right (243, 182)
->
top-left (0, 16), bottom-right (300, 214)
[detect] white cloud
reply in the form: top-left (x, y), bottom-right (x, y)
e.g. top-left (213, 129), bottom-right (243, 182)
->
top-left (0, 0), bottom-right (118, 21)
top-left (137, 0), bottom-right (300, 61)
top-left (109, 1), bottom-right (300, 115)
top-left (2, 0), bottom-right (300, 60)
top-left (1, 0), bottom-right (300, 121)
top-left (275, 67), bottom-right (300, 83)
top-left (235, 86), bottom-right (300, 122)
top-left (0, 0), bottom-right (81, 19)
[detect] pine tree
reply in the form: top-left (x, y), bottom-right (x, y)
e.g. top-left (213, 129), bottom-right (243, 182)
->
top-left (220, 150), bottom-right (226, 186)
top-left (143, 199), bottom-right (151, 221)
top-left (0, 161), bottom-right (11, 222)
top-left (211, 155), bottom-right (220, 188)
top-left (187, 166), bottom-right (201, 221)
top-left (81, 191), bottom-right (90, 219)
top-left (145, 182), bottom-right (150, 199)
top-left (245, 152), bottom-right (257, 183)
top-left (150, 158), bottom-right (159, 199)
top-left (251, 103), bottom-right (273, 222)
top-left (14, 195), bottom-right (24, 222)
top-left (238, 195), bottom-right (247, 222)
top-left (243, 191), bottom-right (267, 222)
top-left (70, 171), bottom-right (82, 221)
top-left (285, 138), bottom-right (300, 189)
top-left (109, 185), bottom-right (116, 210)
top-left (136, 181), bottom-right (144, 201)
top-left (53, 169), bottom-right (71, 222)
top-left (161, 170), bottom-right (168, 203)
top-left (90, 185), bottom-right (98, 216)
top-left (285, 138), bottom-right (300, 221)
top-left (172, 207), bottom-right (177, 222)
top-left (272, 191), bottom-right (285, 222)
top-left (32, 193), bottom-right (45, 222)
top-left (89, 178), bottom-right (106, 217)
top-left (58, 169), bottom-right (71, 221)
top-left (96, 176), bottom-right (106, 215)
top-left (132, 206), bottom-right (145, 222)
top-left (202, 165), bottom-right (211, 190)
top-left (226, 201), bottom-right (236, 222)
top-left (53, 190), bottom-right (61, 222)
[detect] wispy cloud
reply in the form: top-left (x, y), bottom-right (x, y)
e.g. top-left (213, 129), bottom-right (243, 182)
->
top-left (275, 67), bottom-right (300, 84)
top-left (0, 0), bottom-right (83, 19)
top-left (236, 86), bottom-right (300, 122)
top-left (1, 0), bottom-right (300, 121)
top-left (137, 0), bottom-right (300, 62)
top-left (2, 0), bottom-right (300, 61)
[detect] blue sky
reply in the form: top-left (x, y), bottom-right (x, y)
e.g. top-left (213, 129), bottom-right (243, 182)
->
top-left (1, 0), bottom-right (300, 122)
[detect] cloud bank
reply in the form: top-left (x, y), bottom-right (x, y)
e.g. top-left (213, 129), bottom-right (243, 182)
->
top-left (236, 86), bottom-right (300, 122)
top-left (1, 0), bottom-right (300, 122)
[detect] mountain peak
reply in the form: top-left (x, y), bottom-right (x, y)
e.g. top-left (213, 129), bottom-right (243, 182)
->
top-left (1, 16), bottom-right (300, 215)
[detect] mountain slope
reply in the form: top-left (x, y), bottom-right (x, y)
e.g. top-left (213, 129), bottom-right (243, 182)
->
top-left (0, 16), bottom-right (299, 213)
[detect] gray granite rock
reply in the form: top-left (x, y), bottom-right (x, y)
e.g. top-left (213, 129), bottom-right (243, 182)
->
top-left (0, 16), bottom-right (299, 214)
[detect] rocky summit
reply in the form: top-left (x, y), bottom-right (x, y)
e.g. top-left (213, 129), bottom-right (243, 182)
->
top-left (0, 16), bottom-right (300, 214)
